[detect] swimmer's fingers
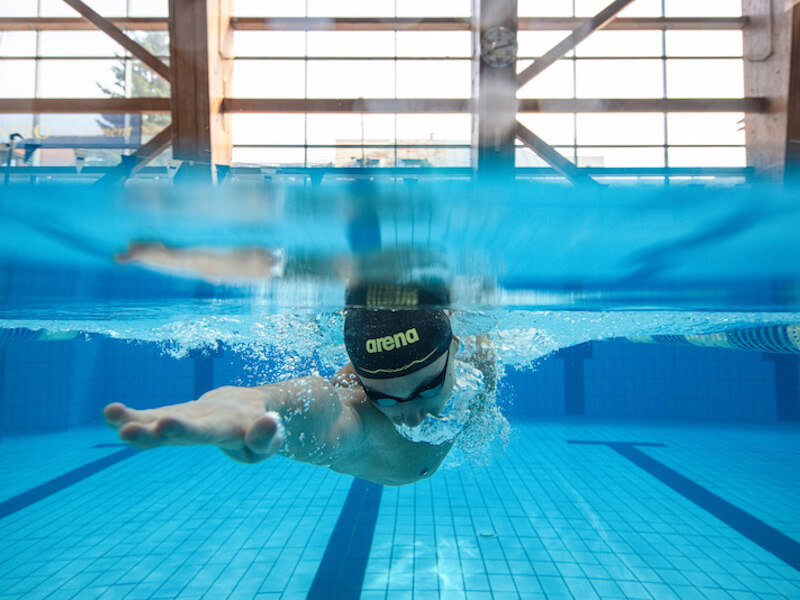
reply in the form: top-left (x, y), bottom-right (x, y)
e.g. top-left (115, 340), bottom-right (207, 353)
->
top-left (117, 415), bottom-right (219, 449)
top-left (103, 402), bottom-right (158, 429)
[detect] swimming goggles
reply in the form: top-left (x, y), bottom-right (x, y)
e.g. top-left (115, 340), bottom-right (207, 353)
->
top-left (362, 350), bottom-right (450, 407)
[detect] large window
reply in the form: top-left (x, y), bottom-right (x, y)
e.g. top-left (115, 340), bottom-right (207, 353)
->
top-left (0, 1), bottom-right (170, 168)
top-left (515, 0), bottom-right (745, 174)
top-left (0, 0), bottom-right (748, 179)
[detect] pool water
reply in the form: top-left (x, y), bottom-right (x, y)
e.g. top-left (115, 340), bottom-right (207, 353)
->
top-left (1, 180), bottom-right (799, 599)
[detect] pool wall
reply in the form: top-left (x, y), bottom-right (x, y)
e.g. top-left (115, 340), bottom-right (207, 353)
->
top-left (1, 334), bottom-right (796, 436)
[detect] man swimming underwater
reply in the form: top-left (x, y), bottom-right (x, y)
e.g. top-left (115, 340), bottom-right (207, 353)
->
top-left (104, 286), bottom-right (496, 486)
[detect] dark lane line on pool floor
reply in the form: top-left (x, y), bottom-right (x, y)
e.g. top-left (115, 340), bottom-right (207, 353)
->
top-left (307, 478), bottom-right (383, 600)
top-left (569, 440), bottom-right (800, 572)
top-left (0, 448), bottom-right (138, 520)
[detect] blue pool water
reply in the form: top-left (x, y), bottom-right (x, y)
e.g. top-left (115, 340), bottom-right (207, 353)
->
top-left (1, 180), bottom-right (799, 599)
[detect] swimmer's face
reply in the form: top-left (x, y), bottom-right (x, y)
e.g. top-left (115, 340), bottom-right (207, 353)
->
top-left (359, 336), bottom-right (459, 428)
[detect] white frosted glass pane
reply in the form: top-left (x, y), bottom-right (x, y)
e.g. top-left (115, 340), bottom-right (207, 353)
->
top-left (576, 0), bottom-right (662, 16)
top-left (130, 31), bottom-right (169, 56)
top-left (575, 31), bottom-right (662, 57)
top-left (397, 61), bottom-right (470, 98)
top-left (665, 0), bottom-right (740, 16)
top-left (666, 31), bottom-right (743, 57)
top-left (308, 32), bottom-right (395, 57)
top-left (307, 0), bottom-right (395, 17)
top-left (39, 32), bottom-right (123, 57)
top-left (233, 61), bottom-right (305, 97)
top-left (0, 5), bottom-right (36, 16)
top-left (517, 60), bottom-right (574, 98)
top-left (128, 0), bottom-right (168, 17)
top-left (307, 60), bottom-right (395, 98)
top-left (234, 0), bottom-right (305, 17)
top-left (668, 147), bottom-right (745, 167)
top-left (37, 60), bottom-right (118, 98)
top-left (577, 147), bottom-right (665, 167)
top-left (232, 147), bottom-right (305, 166)
top-left (396, 0), bottom-right (470, 17)
top-left (576, 60), bottom-right (663, 98)
top-left (306, 147), bottom-right (337, 167)
top-left (0, 60), bottom-right (35, 97)
top-left (306, 114), bottom-right (395, 144)
top-left (0, 32), bottom-right (36, 56)
top-left (517, 32), bottom-right (572, 57)
top-left (577, 113), bottom-right (664, 145)
top-left (517, 113), bottom-right (575, 146)
top-left (232, 114), bottom-right (305, 145)
top-left (516, 146), bottom-right (575, 167)
top-left (667, 112), bottom-right (744, 145)
top-left (396, 32), bottom-right (470, 57)
top-left (234, 32), bottom-right (306, 57)
top-left (518, 0), bottom-right (573, 17)
top-left (38, 0), bottom-right (127, 16)
top-left (666, 59), bottom-right (743, 98)
top-left (396, 114), bottom-right (470, 143)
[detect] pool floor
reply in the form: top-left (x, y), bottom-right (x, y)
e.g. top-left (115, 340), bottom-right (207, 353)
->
top-left (0, 418), bottom-right (798, 599)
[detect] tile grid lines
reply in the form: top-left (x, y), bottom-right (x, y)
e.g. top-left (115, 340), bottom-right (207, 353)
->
top-left (553, 429), bottom-right (729, 598)
top-left (385, 486), bottom-right (401, 598)
top-left (478, 464), bottom-right (530, 599)
top-left (457, 465), bottom-right (521, 599)
top-left (420, 479), bottom-right (442, 598)
top-left (441, 471), bottom-right (468, 598)
top-left (546, 423), bottom-right (793, 598)
top-left (83, 453), bottom-right (275, 600)
top-left (1, 421), bottom-right (799, 599)
top-left (503, 445), bottom-right (606, 599)
top-left (499, 441), bottom-right (589, 600)
top-left (251, 461), bottom-right (341, 598)
top-left (204, 458), bottom-right (343, 598)
top-left (433, 477), bottom-right (466, 594)
top-left (633, 441), bottom-right (797, 594)
top-left (516, 426), bottom-right (727, 598)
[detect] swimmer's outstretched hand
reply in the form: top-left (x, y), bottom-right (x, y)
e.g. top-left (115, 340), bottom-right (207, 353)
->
top-left (103, 386), bottom-right (285, 464)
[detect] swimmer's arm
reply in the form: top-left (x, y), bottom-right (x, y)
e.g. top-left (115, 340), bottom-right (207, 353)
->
top-left (256, 376), bottom-right (366, 467)
top-left (461, 334), bottom-right (498, 395)
top-left (116, 242), bottom-right (284, 282)
top-left (103, 375), bottom-right (365, 466)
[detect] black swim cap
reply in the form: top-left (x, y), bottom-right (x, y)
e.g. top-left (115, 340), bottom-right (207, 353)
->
top-left (344, 308), bottom-right (452, 380)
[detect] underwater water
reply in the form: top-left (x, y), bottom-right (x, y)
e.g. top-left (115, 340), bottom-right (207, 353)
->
top-left (0, 180), bottom-right (799, 599)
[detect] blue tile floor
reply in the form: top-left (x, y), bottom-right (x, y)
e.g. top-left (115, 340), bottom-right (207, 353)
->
top-left (0, 418), bottom-right (798, 599)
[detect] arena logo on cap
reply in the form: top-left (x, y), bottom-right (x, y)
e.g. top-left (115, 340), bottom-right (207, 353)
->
top-left (365, 328), bottom-right (420, 353)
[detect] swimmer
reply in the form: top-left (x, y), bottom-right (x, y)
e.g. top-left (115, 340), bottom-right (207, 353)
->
top-left (104, 302), bottom-right (497, 486)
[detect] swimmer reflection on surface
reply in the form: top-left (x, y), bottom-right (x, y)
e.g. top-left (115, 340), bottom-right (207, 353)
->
top-left (106, 246), bottom-right (497, 486)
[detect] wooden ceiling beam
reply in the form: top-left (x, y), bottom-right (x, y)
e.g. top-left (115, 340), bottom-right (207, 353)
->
top-left (61, 0), bottom-right (171, 82)
top-left (786, 2), bottom-right (800, 180)
top-left (0, 16), bottom-right (749, 32)
top-left (168, 0), bottom-right (233, 174)
top-left (0, 97), bottom-right (766, 115)
top-left (516, 121), bottom-right (600, 186)
top-left (0, 98), bottom-right (171, 113)
top-left (517, 0), bottom-right (637, 89)
top-left (220, 98), bottom-right (767, 113)
top-left (0, 17), bottom-right (167, 30)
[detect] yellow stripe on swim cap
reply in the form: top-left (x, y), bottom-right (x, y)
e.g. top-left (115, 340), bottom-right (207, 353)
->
top-left (359, 347), bottom-right (440, 375)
